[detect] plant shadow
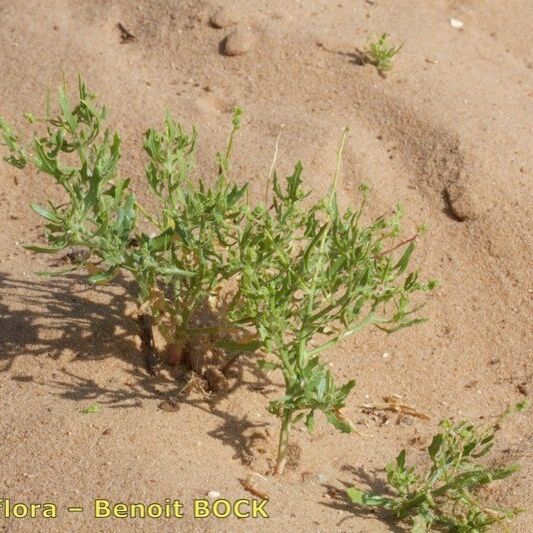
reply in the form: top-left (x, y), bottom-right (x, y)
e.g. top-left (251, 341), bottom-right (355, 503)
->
top-left (0, 271), bottom-right (138, 368)
top-left (319, 464), bottom-right (407, 532)
top-left (339, 48), bottom-right (370, 66)
top-left (0, 271), bottom-right (278, 463)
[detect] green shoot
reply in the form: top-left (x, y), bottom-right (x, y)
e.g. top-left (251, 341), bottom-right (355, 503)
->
top-left (228, 131), bottom-right (436, 474)
top-left (81, 404), bottom-right (100, 414)
top-left (364, 33), bottom-right (403, 74)
top-left (348, 404), bottom-right (528, 532)
top-left (0, 79), bottom-right (250, 374)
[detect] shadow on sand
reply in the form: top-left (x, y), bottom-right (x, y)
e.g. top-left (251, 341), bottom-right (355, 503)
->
top-left (0, 271), bottom-right (277, 463)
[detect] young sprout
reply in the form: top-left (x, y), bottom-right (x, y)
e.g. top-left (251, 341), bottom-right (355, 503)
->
top-left (348, 403), bottom-right (528, 532)
top-left (364, 33), bottom-right (403, 75)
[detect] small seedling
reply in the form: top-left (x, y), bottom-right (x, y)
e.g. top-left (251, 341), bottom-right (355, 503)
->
top-left (81, 404), bottom-right (100, 414)
top-left (364, 33), bottom-right (403, 74)
top-left (348, 403), bottom-right (528, 532)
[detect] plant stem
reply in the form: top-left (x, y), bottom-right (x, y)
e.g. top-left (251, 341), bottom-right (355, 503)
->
top-left (297, 128), bottom-right (348, 360)
top-left (375, 233), bottom-right (417, 258)
top-left (306, 311), bottom-right (377, 357)
top-left (274, 410), bottom-right (292, 476)
top-left (135, 201), bottom-right (160, 229)
top-left (138, 312), bottom-right (158, 375)
top-left (264, 125), bottom-right (284, 205)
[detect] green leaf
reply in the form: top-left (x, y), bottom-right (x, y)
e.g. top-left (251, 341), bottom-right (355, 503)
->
top-left (397, 449), bottom-right (407, 469)
top-left (377, 317), bottom-right (427, 334)
top-left (292, 412), bottom-right (305, 424)
top-left (36, 265), bottom-right (81, 277)
top-left (428, 433), bottom-right (443, 460)
top-left (59, 87), bottom-right (77, 132)
top-left (116, 194), bottom-right (136, 237)
top-left (316, 374), bottom-right (327, 401)
top-left (326, 412), bottom-right (352, 433)
top-left (81, 404), bottom-right (100, 414)
top-left (257, 359), bottom-right (280, 371)
top-left (305, 411), bottom-right (315, 432)
top-left (88, 267), bottom-right (117, 284)
top-left (33, 138), bottom-right (62, 176)
top-left (216, 338), bottom-right (264, 352)
top-left (149, 228), bottom-right (173, 252)
top-left (347, 488), bottom-right (393, 507)
top-left (394, 242), bottom-right (415, 274)
top-left (30, 204), bottom-right (61, 223)
top-left (338, 379), bottom-right (356, 399)
top-left (24, 243), bottom-right (65, 254)
top-left (157, 266), bottom-right (196, 277)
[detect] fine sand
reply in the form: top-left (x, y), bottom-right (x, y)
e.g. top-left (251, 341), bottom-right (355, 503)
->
top-left (0, 1), bottom-right (532, 531)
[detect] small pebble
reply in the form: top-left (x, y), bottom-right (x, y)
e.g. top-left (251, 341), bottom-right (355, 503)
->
top-left (445, 180), bottom-right (478, 221)
top-left (517, 383), bottom-right (529, 396)
top-left (450, 18), bottom-right (464, 29)
top-left (210, 7), bottom-right (239, 29)
top-left (382, 352), bottom-right (390, 358)
top-left (222, 27), bottom-right (255, 56)
top-left (207, 490), bottom-right (221, 499)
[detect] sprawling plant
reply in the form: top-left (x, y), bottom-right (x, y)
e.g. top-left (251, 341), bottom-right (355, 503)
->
top-left (1, 81), bottom-right (435, 474)
top-left (347, 404), bottom-right (527, 532)
top-left (227, 131), bottom-right (436, 474)
top-left (0, 79), bottom-right (249, 372)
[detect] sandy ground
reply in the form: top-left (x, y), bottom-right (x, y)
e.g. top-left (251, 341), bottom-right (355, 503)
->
top-left (0, 1), bottom-right (532, 531)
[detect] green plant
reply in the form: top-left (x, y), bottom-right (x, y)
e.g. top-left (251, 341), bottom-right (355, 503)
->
top-left (227, 131), bottom-right (436, 474)
top-left (0, 79), bottom-right (251, 373)
top-left (364, 33), bottom-right (403, 74)
top-left (81, 404), bottom-right (100, 414)
top-left (347, 403), bottom-right (528, 532)
top-left (1, 80), bottom-right (434, 474)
